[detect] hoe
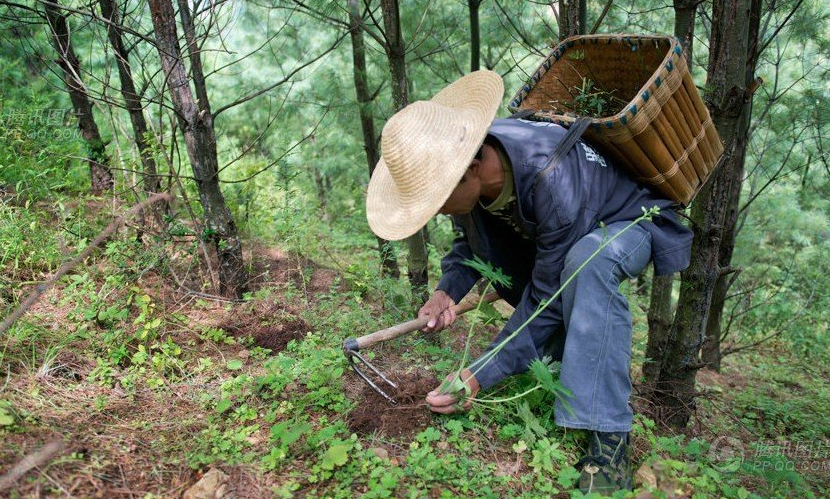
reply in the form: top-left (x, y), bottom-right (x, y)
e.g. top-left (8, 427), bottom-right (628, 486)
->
top-left (343, 292), bottom-right (499, 404)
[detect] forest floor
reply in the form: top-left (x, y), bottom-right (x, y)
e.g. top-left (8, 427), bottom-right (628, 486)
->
top-left (1, 199), bottom-right (829, 499)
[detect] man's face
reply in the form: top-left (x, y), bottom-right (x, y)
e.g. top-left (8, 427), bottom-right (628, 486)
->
top-left (438, 166), bottom-right (481, 216)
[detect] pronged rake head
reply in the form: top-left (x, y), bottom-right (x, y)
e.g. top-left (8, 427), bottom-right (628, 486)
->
top-left (343, 338), bottom-right (398, 404)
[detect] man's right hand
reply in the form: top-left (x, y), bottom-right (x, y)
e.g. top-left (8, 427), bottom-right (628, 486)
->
top-left (418, 290), bottom-right (456, 333)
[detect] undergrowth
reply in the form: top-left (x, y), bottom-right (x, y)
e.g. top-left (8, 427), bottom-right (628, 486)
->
top-left (0, 179), bottom-right (827, 498)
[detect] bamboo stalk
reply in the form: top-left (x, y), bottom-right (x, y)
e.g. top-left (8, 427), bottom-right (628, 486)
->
top-left (632, 126), bottom-right (693, 197)
top-left (663, 100), bottom-right (708, 181)
top-left (613, 137), bottom-right (683, 200)
top-left (653, 112), bottom-right (699, 191)
top-left (675, 84), bottom-right (716, 165)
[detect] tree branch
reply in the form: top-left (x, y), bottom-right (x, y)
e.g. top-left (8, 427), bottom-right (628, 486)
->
top-left (212, 31), bottom-right (347, 117)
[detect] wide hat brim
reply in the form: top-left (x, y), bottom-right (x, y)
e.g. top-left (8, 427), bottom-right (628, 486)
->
top-left (366, 70), bottom-right (504, 241)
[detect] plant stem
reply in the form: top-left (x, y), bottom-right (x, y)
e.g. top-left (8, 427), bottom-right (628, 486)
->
top-left (439, 281), bottom-right (496, 396)
top-left (469, 208), bottom-right (659, 381)
top-left (470, 384), bottom-right (542, 403)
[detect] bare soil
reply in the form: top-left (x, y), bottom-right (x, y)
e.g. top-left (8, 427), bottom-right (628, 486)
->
top-left (246, 245), bottom-right (340, 297)
top-left (219, 299), bottom-right (309, 352)
top-left (347, 370), bottom-right (438, 438)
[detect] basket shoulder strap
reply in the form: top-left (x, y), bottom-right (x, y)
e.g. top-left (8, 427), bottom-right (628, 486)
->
top-left (534, 117), bottom-right (592, 189)
top-left (507, 109), bottom-right (536, 120)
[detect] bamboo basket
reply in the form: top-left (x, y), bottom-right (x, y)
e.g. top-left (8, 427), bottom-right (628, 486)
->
top-left (508, 34), bottom-right (723, 205)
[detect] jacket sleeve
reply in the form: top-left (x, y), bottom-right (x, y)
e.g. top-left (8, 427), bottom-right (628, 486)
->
top-left (435, 219), bottom-right (482, 304)
top-left (468, 175), bottom-right (575, 390)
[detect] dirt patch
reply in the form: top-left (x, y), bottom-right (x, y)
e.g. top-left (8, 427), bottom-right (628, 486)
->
top-left (308, 267), bottom-right (338, 294)
top-left (43, 350), bottom-right (93, 381)
top-left (247, 246), bottom-right (298, 290)
top-left (246, 245), bottom-right (342, 298)
top-left (347, 370), bottom-right (438, 438)
top-left (221, 465), bottom-right (278, 498)
top-left (219, 300), bottom-right (309, 352)
top-left (0, 381), bottom-right (203, 498)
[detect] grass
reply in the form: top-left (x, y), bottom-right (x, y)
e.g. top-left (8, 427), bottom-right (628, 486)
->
top-left (0, 194), bottom-right (828, 498)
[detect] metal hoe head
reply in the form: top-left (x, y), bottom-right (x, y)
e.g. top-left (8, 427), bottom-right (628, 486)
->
top-left (343, 338), bottom-right (398, 404)
top-left (340, 293), bottom-right (499, 407)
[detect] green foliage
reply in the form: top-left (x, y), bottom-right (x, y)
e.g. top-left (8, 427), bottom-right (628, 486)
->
top-left (0, 202), bottom-right (65, 282)
top-left (0, 0), bottom-right (828, 497)
top-left (0, 399), bottom-right (17, 429)
top-left (528, 358), bottom-right (570, 401)
top-left (187, 422), bottom-right (261, 468)
top-left (555, 77), bottom-right (628, 117)
top-left (225, 359), bottom-right (244, 371)
top-left (463, 255), bottom-right (512, 288)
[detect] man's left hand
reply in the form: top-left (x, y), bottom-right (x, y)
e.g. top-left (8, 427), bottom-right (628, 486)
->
top-left (426, 368), bottom-right (480, 414)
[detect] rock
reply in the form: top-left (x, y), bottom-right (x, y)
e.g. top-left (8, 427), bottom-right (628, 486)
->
top-left (184, 468), bottom-right (229, 499)
top-left (494, 460), bottom-right (519, 477)
top-left (370, 447), bottom-right (389, 460)
top-left (634, 463), bottom-right (657, 489)
top-left (215, 484), bottom-right (227, 498)
top-left (238, 349), bottom-right (250, 359)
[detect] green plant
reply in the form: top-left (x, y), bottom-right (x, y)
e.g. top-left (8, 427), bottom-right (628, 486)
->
top-left (0, 399), bottom-right (16, 429)
top-left (438, 208), bottom-right (661, 413)
top-left (550, 77), bottom-right (628, 117)
top-left (199, 327), bottom-right (236, 345)
top-left (262, 419), bottom-right (311, 470)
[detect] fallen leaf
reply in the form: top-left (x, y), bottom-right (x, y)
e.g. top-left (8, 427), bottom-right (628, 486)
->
top-left (635, 463), bottom-right (657, 488)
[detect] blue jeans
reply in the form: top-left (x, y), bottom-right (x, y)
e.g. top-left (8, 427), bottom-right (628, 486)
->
top-left (549, 220), bottom-right (653, 432)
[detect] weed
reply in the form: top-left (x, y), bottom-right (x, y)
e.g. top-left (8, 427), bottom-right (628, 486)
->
top-left (550, 77), bottom-right (628, 117)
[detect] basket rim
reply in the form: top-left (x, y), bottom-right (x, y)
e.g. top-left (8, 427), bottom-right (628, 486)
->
top-left (508, 33), bottom-right (684, 128)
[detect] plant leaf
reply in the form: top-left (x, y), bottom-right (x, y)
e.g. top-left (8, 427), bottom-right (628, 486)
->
top-left (216, 398), bottom-right (232, 414)
top-left (322, 443), bottom-right (350, 470)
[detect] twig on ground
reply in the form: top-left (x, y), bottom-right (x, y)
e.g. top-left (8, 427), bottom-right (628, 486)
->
top-left (0, 438), bottom-right (68, 492)
top-left (166, 256), bottom-right (245, 303)
top-left (0, 193), bottom-right (173, 336)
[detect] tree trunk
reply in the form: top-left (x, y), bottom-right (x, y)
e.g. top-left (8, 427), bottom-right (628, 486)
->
top-left (653, 0), bottom-right (762, 428)
top-left (177, 0), bottom-right (211, 116)
top-left (468, 0), bottom-right (481, 71)
top-left (312, 166), bottom-right (330, 221)
top-left (379, 0), bottom-right (429, 305)
top-left (644, 274), bottom-right (673, 383)
top-left (557, 0), bottom-right (585, 38)
top-left (579, 0), bottom-right (587, 35)
top-left (44, 0), bottom-right (113, 195)
top-left (643, 0), bottom-right (698, 385)
top-left (98, 0), bottom-right (160, 194)
top-left (148, 0), bottom-right (247, 298)
top-left (673, 0), bottom-right (697, 65)
top-left (701, 0), bottom-right (762, 371)
top-left (348, 0), bottom-right (400, 279)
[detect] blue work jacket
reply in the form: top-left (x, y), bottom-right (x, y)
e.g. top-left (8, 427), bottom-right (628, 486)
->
top-left (435, 118), bottom-right (693, 389)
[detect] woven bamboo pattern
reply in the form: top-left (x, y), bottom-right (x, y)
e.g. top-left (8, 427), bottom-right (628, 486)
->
top-left (508, 34), bottom-right (724, 205)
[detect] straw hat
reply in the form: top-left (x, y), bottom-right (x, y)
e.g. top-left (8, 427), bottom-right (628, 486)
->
top-left (366, 70), bottom-right (504, 241)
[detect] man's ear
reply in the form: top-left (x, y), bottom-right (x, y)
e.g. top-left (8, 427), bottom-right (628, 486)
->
top-left (468, 159), bottom-right (481, 177)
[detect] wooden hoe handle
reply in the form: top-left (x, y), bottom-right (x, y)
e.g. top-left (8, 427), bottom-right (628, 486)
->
top-left (345, 292), bottom-right (500, 352)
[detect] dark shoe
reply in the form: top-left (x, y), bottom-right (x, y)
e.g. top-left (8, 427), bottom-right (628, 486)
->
top-left (575, 430), bottom-right (632, 496)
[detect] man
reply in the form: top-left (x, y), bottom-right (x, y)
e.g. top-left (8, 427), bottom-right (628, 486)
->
top-left (365, 70), bottom-right (692, 494)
